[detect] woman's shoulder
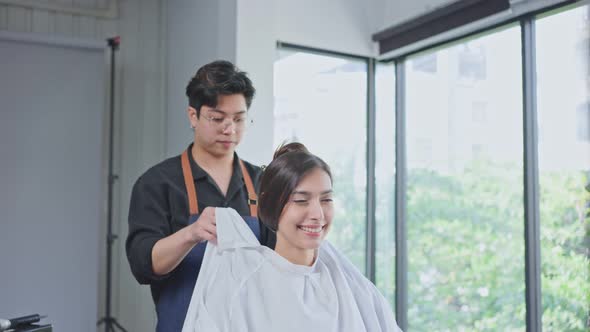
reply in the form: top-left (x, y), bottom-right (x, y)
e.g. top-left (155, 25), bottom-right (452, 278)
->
top-left (319, 242), bottom-right (362, 275)
top-left (318, 241), bottom-right (384, 298)
top-left (318, 241), bottom-right (402, 331)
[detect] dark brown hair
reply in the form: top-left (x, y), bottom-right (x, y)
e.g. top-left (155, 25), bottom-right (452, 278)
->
top-left (185, 60), bottom-right (255, 117)
top-left (258, 142), bottom-right (332, 231)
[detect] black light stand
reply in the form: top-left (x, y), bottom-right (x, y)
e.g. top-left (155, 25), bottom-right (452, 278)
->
top-left (96, 36), bottom-right (128, 332)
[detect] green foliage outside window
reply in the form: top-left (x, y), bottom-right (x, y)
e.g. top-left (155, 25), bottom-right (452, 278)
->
top-left (332, 158), bottom-right (589, 331)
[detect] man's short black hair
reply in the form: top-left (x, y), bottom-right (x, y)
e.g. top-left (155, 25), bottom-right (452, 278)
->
top-left (185, 60), bottom-right (255, 117)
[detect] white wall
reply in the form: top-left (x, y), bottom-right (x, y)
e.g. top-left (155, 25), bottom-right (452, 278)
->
top-left (234, 0), bottom-right (276, 165)
top-left (165, 0), bottom-right (238, 157)
top-left (275, 0), bottom-right (375, 57)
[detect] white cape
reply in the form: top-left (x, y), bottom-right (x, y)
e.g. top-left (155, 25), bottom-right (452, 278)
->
top-left (182, 208), bottom-right (402, 332)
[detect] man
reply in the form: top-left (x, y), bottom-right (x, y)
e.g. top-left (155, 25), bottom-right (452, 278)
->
top-left (126, 60), bottom-right (275, 331)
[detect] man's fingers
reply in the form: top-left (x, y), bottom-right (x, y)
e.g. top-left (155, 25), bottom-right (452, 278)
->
top-left (198, 231), bottom-right (216, 243)
top-left (198, 225), bottom-right (217, 241)
top-left (192, 207), bottom-right (217, 243)
top-left (204, 222), bottom-right (217, 237)
top-left (202, 206), bottom-right (216, 217)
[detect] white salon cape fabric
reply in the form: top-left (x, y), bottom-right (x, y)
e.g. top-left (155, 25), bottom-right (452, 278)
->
top-left (181, 208), bottom-right (402, 332)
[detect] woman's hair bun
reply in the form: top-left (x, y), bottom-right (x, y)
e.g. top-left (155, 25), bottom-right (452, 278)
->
top-left (272, 142), bottom-right (309, 160)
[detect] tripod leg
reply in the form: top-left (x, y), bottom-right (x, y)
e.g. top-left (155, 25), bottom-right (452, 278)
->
top-left (112, 319), bottom-right (129, 332)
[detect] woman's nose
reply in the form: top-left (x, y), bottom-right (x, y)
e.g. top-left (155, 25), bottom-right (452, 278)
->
top-left (308, 199), bottom-right (324, 220)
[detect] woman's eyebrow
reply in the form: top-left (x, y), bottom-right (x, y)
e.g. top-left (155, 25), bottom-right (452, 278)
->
top-left (291, 191), bottom-right (311, 196)
top-left (292, 190), bottom-right (333, 196)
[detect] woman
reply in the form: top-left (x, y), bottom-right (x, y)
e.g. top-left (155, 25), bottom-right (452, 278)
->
top-left (182, 143), bottom-right (402, 331)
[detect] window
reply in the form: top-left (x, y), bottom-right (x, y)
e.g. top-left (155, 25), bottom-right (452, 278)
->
top-left (272, 4), bottom-right (589, 331)
top-left (536, 5), bottom-right (590, 330)
top-left (405, 26), bottom-right (525, 331)
top-left (412, 53), bottom-right (437, 74)
top-left (471, 101), bottom-right (487, 123)
top-left (458, 44), bottom-right (487, 80)
top-left (273, 47), bottom-right (368, 272)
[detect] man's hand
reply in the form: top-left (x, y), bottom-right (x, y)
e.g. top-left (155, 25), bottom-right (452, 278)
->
top-left (151, 207), bottom-right (218, 276)
top-left (188, 207), bottom-right (217, 244)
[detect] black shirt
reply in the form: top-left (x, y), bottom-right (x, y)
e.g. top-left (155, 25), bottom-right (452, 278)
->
top-left (126, 144), bottom-right (276, 303)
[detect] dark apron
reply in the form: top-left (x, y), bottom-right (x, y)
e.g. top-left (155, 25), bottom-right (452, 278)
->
top-left (155, 149), bottom-right (260, 332)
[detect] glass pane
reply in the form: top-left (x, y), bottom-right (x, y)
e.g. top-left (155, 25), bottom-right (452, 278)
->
top-left (273, 49), bottom-right (368, 272)
top-left (405, 26), bottom-right (525, 331)
top-left (375, 62), bottom-right (396, 307)
top-left (536, 5), bottom-right (590, 331)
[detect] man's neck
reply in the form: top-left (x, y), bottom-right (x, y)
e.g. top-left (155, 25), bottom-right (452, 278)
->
top-left (191, 143), bottom-right (234, 172)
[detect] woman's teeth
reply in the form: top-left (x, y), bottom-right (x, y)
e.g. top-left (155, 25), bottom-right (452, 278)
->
top-left (299, 226), bottom-right (323, 233)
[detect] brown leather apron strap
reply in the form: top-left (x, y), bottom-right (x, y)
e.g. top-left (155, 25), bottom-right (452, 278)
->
top-left (181, 150), bottom-right (199, 215)
top-left (182, 148), bottom-right (257, 217)
top-left (239, 160), bottom-right (258, 217)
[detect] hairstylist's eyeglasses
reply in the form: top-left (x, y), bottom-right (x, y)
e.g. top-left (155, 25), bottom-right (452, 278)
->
top-left (201, 113), bottom-right (252, 131)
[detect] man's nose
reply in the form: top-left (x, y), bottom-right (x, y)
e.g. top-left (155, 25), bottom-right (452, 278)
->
top-left (221, 119), bottom-right (237, 134)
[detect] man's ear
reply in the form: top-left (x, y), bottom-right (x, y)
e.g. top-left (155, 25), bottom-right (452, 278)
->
top-left (187, 106), bottom-right (198, 128)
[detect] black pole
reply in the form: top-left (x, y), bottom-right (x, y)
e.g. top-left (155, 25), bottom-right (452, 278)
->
top-left (106, 35), bottom-right (117, 331)
top-left (96, 36), bottom-right (128, 332)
